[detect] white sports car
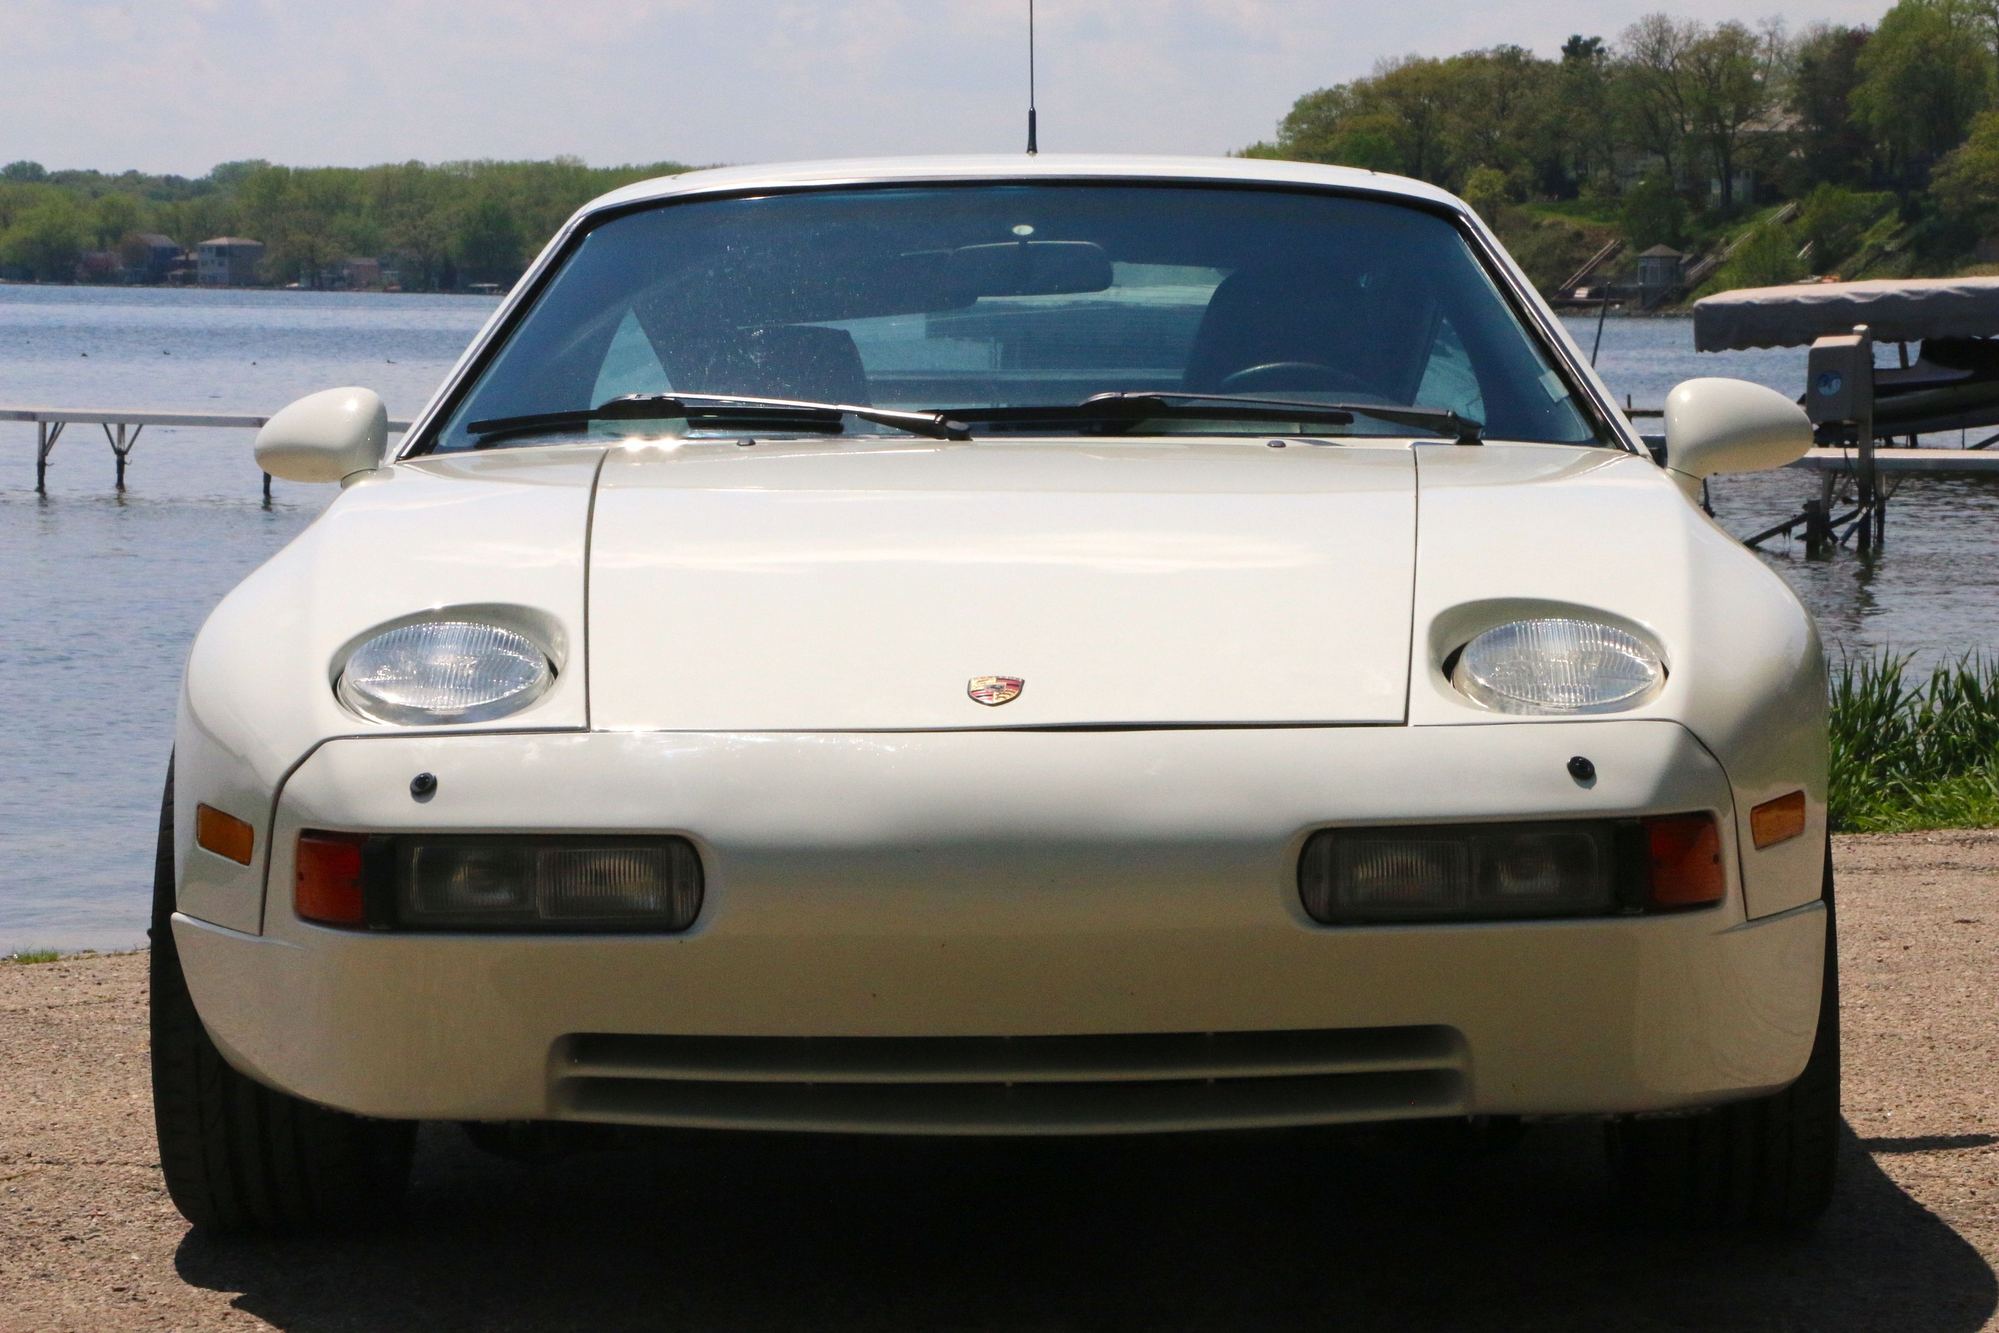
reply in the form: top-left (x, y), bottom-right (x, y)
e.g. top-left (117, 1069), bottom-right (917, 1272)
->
top-left (152, 156), bottom-right (1837, 1234)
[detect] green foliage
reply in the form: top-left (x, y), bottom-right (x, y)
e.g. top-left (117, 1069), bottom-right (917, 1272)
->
top-left (1269, 48), bottom-right (1566, 191)
top-left (1493, 210), bottom-right (1616, 290)
top-left (1682, 20), bottom-right (1770, 210)
top-left (1461, 166), bottom-right (1512, 221)
top-left (1790, 25), bottom-right (1876, 188)
top-left (1795, 184), bottom-right (1895, 265)
top-left (453, 190), bottom-right (526, 281)
top-left (1829, 653), bottom-right (1999, 831)
top-left (0, 156), bottom-right (692, 288)
top-left (2, 949), bottom-right (60, 964)
top-left (1622, 175), bottom-right (1689, 249)
top-left (1933, 109), bottom-right (1999, 233)
top-left (1245, 4), bottom-right (1999, 284)
top-left (0, 192), bottom-right (87, 280)
top-left (1854, 0), bottom-right (1994, 176)
top-left (1710, 221), bottom-right (1808, 288)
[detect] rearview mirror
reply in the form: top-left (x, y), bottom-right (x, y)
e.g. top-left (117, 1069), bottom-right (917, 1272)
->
top-left (1662, 378), bottom-right (1811, 493)
top-left (254, 387), bottom-right (388, 483)
top-left (948, 241), bottom-right (1113, 298)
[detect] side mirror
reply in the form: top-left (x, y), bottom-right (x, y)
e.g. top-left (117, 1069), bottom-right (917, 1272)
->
top-left (254, 387), bottom-right (388, 483)
top-left (1662, 378), bottom-right (1811, 491)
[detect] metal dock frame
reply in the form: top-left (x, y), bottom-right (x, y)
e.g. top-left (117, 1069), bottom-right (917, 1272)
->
top-left (3, 407), bottom-right (411, 499)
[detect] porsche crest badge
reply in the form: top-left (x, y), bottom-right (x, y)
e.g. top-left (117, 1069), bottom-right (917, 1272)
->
top-left (968, 675), bottom-right (1025, 706)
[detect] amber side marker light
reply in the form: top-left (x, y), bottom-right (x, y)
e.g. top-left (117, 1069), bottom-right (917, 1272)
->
top-left (194, 804), bottom-right (255, 866)
top-left (1643, 812), bottom-right (1725, 908)
top-left (296, 831), bottom-right (370, 927)
top-left (1751, 790), bottom-right (1808, 849)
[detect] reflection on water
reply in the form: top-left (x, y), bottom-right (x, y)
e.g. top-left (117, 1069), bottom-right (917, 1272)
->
top-left (0, 291), bottom-right (1991, 950)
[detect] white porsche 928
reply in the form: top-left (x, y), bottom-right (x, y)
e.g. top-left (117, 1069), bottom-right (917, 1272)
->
top-left (152, 156), bottom-right (1838, 1234)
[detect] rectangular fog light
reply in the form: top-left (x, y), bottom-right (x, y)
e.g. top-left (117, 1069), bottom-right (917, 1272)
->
top-left (393, 836), bottom-right (703, 932)
top-left (1300, 822), bottom-right (1617, 925)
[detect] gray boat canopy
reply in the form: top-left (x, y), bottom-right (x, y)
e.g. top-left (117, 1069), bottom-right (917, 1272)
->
top-left (1693, 277), bottom-right (1999, 351)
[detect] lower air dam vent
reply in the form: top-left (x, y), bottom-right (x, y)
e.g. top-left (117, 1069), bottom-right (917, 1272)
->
top-left (550, 1027), bottom-right (1468, 1134)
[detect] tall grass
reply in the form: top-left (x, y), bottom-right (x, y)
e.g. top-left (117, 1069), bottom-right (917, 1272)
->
top-left (2, 949), bottom-right (60, 964)
top-left (1829, 653), bottom-right (1999, 832)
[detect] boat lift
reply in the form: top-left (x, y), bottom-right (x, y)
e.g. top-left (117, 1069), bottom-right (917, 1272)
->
top-left (1693, 276), bottom-right (1999, 553)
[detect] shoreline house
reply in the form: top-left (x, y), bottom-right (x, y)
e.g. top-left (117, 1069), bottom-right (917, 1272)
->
top-left (337, 257), bottom-right (384, 290)
top-left (197, 237), bottom-right (265, 287)
top-left (126, 233), bottom-right (184, 284)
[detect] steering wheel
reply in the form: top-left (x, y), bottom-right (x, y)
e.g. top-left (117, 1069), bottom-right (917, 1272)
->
top-left (1216, 361), bottom-right (1374, 396)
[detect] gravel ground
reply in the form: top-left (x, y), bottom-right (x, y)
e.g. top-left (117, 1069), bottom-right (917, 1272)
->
top-left (1, 831), bottom-right (1993, 1332)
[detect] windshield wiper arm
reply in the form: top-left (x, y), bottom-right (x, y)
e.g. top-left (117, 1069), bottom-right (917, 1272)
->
top-left (466, 392), bottom-right (971, 447)
top-left (1093, 392), bottom-right (1483, 445)
top-left (933, 392), bottom-right (1481, 444)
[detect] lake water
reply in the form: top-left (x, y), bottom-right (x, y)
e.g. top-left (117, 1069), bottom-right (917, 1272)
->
top-left (2, 286), bottom-right (1995, 951)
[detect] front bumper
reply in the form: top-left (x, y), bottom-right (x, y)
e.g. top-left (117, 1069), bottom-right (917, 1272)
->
top-left (175, 721), bottom-right (1827, 1130)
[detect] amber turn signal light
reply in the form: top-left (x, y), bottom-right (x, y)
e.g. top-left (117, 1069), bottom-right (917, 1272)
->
top-left (194, 804), bottom-right (255, 866)
top-left (1642, 812), bottom-right (1725, 909)
top-left (296, 832), bottom-right (370, 927)
top-left (1751, 791), bottom-right (1808, 849)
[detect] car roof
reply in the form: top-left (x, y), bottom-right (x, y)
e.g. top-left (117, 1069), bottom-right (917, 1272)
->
top-left (578, 154), bottom-right (1469, 223)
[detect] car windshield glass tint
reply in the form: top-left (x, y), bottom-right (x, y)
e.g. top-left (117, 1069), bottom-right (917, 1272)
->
top-left (427, 184), bottom-right (1607, 451)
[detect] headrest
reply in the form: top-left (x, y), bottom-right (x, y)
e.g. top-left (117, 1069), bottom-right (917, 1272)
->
top-left (1182, 268), bottom-right (1369, 393)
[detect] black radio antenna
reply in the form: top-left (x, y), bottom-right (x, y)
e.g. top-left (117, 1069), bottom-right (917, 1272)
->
top-left (1026, 0), bottom-right (1039, 155)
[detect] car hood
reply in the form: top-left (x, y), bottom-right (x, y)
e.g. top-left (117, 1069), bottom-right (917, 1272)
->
top-left (588, 438), bottom-right (1417, 730)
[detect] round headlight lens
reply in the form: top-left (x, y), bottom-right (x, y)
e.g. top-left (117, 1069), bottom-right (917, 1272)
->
top-left (1451, 618), bottom-right (1663, 714)
top-left (337, 621), bottom-right (553, 725)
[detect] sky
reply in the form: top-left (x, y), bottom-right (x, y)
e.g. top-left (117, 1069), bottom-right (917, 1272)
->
top-left (7, 0), bottom-right (1892, 178)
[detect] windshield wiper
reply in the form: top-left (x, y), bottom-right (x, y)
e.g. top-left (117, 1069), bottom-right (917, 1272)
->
top-left (466, 392), bottom-right (972, 447)
top-left (937, 391), bottom-right (1482, 445)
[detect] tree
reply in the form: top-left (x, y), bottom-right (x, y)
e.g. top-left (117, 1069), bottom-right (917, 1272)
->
top-left (153, 193), bottom-right (237, 249)
top-left (1614, 15), bottom-right (1702, 193)
top-left (1711, 222), bottom-right (1807, 289)
top-left (1932, 109), bottom-right (1999, 234)
top-left (1443, 46), bottom-right (1566, 196)
top-left (452, 191), bottom-right (524, 283)
top-left (1853, 0), bottom-right (1994, 186)
top-left (1271, 83), bottom-right (1415, 174)
top-left (1461, 166), bottom-right (1511, 220)
top-left (370, 162), bottom-right (455, 291)
top-left (1558, 36), bottom-right (1618, 193)
top-left (1790, 25), bottom-right (1876, 188)
top-left (1368, 57), bottom-right (1459, 183)
top-left (237, 166), bottom-right (366, 286)
top-left (1795, 184), bottom-right (1893, 266)
top-left (1970, 0), bottom-right (1999, 60)
top-left (1683, 21), bottom-right (1773, 211)
top-left (1622, 174), bottom-right (1688, 248)
top-left (89, 193), bottom-right (140, 249)
top-left (1, 160), bottom-right (48, 183)
top-left (0, 193), bottom-right (87, 280)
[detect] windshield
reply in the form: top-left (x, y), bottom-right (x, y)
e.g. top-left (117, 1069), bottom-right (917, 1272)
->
top-left (425, 183), bottom-right (1608, 452)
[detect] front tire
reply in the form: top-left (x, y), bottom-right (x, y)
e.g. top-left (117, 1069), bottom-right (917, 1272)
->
top-left (1607, 839), bottom-right (1841, 1229)
top-left (149, 759), bottom-right (415, 1233)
